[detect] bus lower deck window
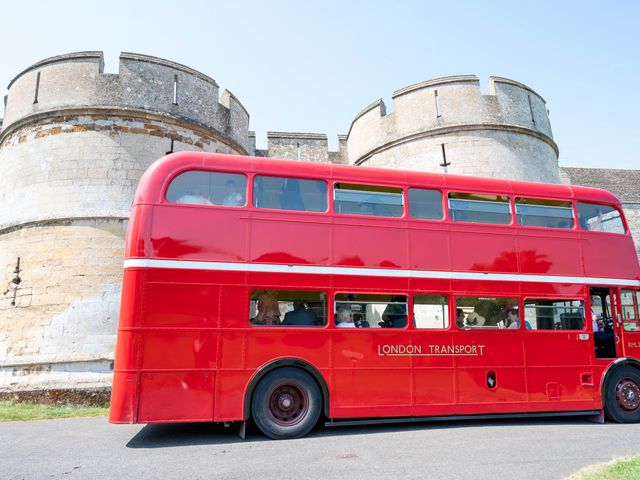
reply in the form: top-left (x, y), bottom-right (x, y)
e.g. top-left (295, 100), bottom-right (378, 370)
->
top-left (249, 290), bottom-right (327, 327)
top-left (334, 294), bottom-right (407, 328)
top-left (456, 297), bottom-right (519, 328)
top-left (523, 300), bottom-right (585, 330)
top-left (414, 295), bottom-right (449, 328)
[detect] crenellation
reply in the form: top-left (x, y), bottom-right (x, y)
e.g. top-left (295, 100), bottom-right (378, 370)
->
top-left (347, 75), bottom-right (560, 183)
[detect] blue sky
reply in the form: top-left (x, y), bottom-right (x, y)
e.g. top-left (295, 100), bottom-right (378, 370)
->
top-left (1, 0), bottom-right (638, 168)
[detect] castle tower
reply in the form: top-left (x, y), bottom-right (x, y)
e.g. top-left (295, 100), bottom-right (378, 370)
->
top-left (347, 76), bottom-right (560, 183)
top-left (0, 52), bottom-right (250, 391)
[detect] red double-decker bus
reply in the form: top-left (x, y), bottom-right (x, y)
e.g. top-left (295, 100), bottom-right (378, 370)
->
top-left (109, 152), bottom-right (640, 439)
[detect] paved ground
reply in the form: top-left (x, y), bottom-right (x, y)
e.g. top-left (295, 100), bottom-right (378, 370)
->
top-left (2, 416), bottom-right (640, 479)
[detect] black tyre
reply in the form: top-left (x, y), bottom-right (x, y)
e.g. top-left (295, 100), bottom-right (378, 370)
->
top-left (604, 366), bottom-right (640, 423)
top-left (251, 367), bottom-right (322, 439)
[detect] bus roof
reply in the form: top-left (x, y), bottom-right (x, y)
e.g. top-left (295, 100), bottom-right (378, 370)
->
top-left (134, 151), bottom-right (622, 207)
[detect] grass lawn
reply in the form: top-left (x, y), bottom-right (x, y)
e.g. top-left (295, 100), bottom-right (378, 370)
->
top-left (568, 455), bottom-right (640, 480)
top-left (0, 401), bottom-right (109, 421)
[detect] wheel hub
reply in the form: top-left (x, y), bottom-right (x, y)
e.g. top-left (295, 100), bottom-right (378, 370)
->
top-left (267, 384), bottom-right (309, 426)
top-left (616, 378), bottom-right (640, 411)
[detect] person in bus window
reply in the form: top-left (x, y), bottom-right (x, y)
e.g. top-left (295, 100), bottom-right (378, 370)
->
top-left (380, 296), bottom-right (407, 328)
top-left (222, 180), bottom-right (244, 206)
top-left (282, 300), bottom-right (317, 326)
top-left (504, 306), bottom-right (531, 329)
top-left (336, 308), bottom-right (356, 328)
top-left (177, 188), bottom-right (213, 205)
top-left (456, 308), bottom-right (466, 328)
top-left (253, 292), bottom-right (281, 326)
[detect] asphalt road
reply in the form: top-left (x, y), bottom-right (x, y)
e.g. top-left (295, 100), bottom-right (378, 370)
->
top-left (2, 416), bottom-right (640, 480)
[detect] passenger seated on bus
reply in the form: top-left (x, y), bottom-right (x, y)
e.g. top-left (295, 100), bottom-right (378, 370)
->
top-left (177, 188), bottom-right (213, 205)
top-left (456, 308), bottom-right (466, 327)
top-left (222, 180), bottom-right (244, 206)
top-left (282, 299), bottom-right (318, 326)
top-left (253, 292), bottom-right (281, 326)
top-left (336, 308), bottom-right (356, 328)
top-left (465, 312), bottom-right (485, 327)
top-left (504, 305), bottom-right (531, 329)
top-left (380, 296), bottom-right (407, 328)
top-left (353, 313), bottom-right (369, 328)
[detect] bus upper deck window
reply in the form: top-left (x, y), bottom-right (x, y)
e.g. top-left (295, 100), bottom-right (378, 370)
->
top-left (515, 198), bottom-right (574, 229)
top-left (408, 188), bottom-right (443, 220)
top-left (576, 202), bottom-right (625, 234)
top-left (334, 183), bottom-right (403, 217)
top-left (254, 176), bottom-right (327, 212)
top-left (166, 171), bottom-right (247, 207)
top-left (448, 193), bottom-right (511, 225)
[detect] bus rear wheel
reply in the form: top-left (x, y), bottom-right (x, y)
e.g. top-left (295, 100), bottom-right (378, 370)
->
top-left (604, 366), bottom-right (640, 423)
top-left (251, 367), bottom-right (321, 439)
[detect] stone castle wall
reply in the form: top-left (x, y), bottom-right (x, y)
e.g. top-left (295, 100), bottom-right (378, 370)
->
top-left (250, 131), bottom-right (347, 164)
top-left (0, 52), bottom-right (250, 391)
top-left (0, 52), bottom-right (637, 393)
top-left (347, 76), bottom-right (560, 183)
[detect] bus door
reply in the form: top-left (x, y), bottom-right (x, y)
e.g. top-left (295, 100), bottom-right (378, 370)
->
top-left (617, 289), bottom-right (640, 358)
top-left (591, 286), bottom-right (620, 359)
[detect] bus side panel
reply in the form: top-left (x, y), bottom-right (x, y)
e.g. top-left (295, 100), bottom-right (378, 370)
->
top-left (582, 235), bottom-right (640, 279)
top-left (138, 372), bottom-right (215, 422)
top-left (125, 205), bottom-right (151, 258)
top-left (109, 371), bottom-right (138, 423)
top-left (149, 206), bottom-right (248, 262)
top-left (110, 268), bottom-right (144, 423)
top-left (517, 234), bottom-right (583, 275)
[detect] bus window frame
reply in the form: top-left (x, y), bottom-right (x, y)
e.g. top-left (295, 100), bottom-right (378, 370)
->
top-left (332, 182), bottom-right (406, 219)
top-left (163, 168), bottom-right (249, 209)
top-left (334, 292), bottom-right (410, 330)
top-left (513, 196), bottom-right (577, 231)
top-left (249, 288), bottom-right (331, 329)
top-left (446, 191), bottom-right (514, 227)
top-left (522, 296), bottom-right (587, 332)
top-left (252, 174), bottom-right (330, 214)
top-left (412, 292), bottom-right (452, 330)
top-left (406, 187), bottom-right (446, 222)
top-left (454, 296), bottom-right (522, 330)
top-left (574, 201), bottom-right (628, 235)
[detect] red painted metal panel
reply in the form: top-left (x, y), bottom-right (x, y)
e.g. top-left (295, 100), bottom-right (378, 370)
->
top-left (139, 331), bottom-right (217, 370)
top-left (108, 372), bottom-right (137, 423)
top-left (141, 282), bottom-right (220, 328)
top-left (138, 372), bottom-right (214, 422)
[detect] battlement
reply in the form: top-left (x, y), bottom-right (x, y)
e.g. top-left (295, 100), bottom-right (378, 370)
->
top-left (249, 131), bottom-right (348, 164)
top-left (347, 75), bottom-right (555, 165)
top-left (2, 51), bottom-right (250, 151)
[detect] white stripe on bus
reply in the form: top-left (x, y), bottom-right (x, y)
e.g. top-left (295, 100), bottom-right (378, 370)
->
top-left (123, 258), bottom-right (640, 287)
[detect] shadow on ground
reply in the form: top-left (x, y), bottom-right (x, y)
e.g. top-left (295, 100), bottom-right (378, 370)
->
top-left (126, 415), bottom-right (601, 449)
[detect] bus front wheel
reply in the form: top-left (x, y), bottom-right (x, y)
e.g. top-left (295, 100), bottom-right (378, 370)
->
top-left (251, 367), bottom-right (322, 439)
top-left (604, 366), bottom-right (640, 423)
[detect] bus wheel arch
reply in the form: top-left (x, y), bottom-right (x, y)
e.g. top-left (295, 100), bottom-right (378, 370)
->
top-left (243, 359), bottom-right (329, 422)
top-left (602, 359), bottom-right (640, 423)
